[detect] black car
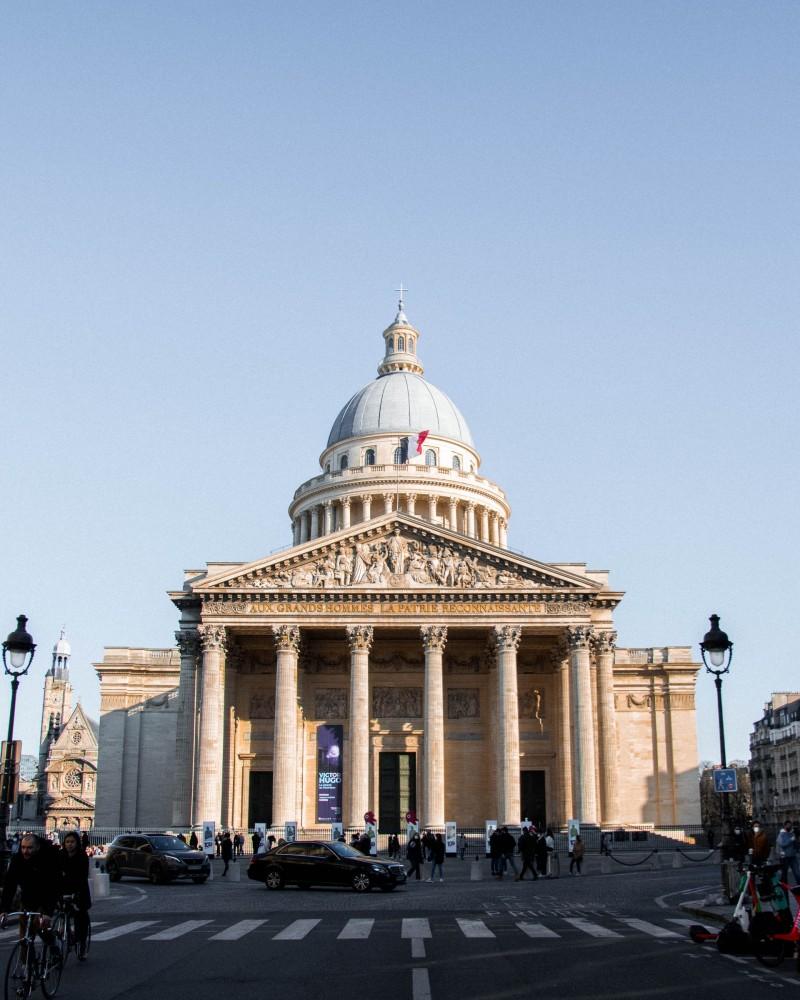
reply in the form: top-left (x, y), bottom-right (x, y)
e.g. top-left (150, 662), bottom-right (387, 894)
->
top-left (106, 834), bottom-right (210, 884)
top-left (248, 840), bottom-right (407, 893)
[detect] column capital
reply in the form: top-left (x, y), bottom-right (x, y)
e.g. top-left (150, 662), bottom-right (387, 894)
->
top-left (489, 511), bottom-right (499, 522)
top-left (593, 630), bottom-right (617, 655)
top-left (383, 493), bottom-right (395, 505)
top-left (175, 629), bottom-right (200, 657)
top-left (406, 493), bottom-right (417, 503)
top-left (346, 625), bottom-right (374, 653)
top-left (341, 496), bottom-right (351, 509)
top-left (421, 625), bottom-right (448, 652)
top-left (198, 623), bottom-right (226, 652)
top-left (360, 494), bottom-right (372, 504)
top-left (466, 500), bottom-right (477, 511)
top-left (323, 499), bottom-right (333, 509)
top-left (272, 624), bottom-right (301, 653)
top-left (494, 625), bottom-right (521, 652)
top-left (567, 625), bottom-right (594, 651)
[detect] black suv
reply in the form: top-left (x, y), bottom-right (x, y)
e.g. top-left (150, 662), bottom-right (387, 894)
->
top-left (106, 834), bottom-right (210, 884)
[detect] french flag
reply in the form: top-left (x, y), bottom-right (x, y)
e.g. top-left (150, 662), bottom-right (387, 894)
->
top-left (399, 430), bottom-right (430, 463)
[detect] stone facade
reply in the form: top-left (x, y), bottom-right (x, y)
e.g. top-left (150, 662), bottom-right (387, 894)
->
top-left (93, 303), bottom-right (702, 830)
top-left (749, 692), bottom-right (800, 824)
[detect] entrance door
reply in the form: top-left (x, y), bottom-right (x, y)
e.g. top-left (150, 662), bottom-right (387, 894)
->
top-left (379, 752), bottom-right (416, 833)
top-left (248, 771), bottom-right (273, 828)
top-left (520, 771), bottom-right (546, 828)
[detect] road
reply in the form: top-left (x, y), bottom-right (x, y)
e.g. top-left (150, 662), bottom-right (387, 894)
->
top-left (4, 859), bottom-right (796, 999)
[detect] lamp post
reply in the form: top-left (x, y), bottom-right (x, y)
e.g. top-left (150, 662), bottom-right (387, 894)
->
top-left (700, 614), bottom-right (733, 894)
top-left (0, 615), bottom-right (36, 860)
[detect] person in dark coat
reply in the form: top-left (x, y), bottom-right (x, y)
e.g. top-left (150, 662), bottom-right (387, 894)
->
top-left (489, 828), bottom-right (502, 877)
top-left (406, 833), bottom-right (423, 880)
top-left (516, 828), bottom-right (538, 881)
top-left (188, 831), bottom-right (199, 850)
top-left (221, 832), bottom-right (233, 875)
top-left (535, 830), bottom-right (549, 877)
top-left (428, 833), bottom-right (446, 882)
top-left (251, 831), bottom-right (262, 855)
top-left (59, 831), bottom-right (91, 959)
top-left (1, 834), bottom-right (60, 940)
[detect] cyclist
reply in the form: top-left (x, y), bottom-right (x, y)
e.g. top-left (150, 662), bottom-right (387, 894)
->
top-left (0, 833), bottom-right (60, 957)
top-left (59, 830), bottom-right (92, 960)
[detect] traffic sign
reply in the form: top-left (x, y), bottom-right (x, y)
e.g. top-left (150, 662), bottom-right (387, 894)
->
top-left (713, 768), bottom-right (738, 793)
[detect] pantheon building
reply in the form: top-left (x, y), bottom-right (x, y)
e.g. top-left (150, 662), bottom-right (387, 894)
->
top-left (95, 303), bottom-right (701, 832)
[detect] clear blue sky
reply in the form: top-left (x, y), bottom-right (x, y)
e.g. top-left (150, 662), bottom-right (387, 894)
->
top-left (1, 2), bottom-right (797, 769)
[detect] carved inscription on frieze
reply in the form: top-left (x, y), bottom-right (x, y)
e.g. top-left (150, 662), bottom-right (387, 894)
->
top-left (447, 688), bottom-right (480, 720)
top-left (372, 687), bottom-right (423, 718)
top-left (203, 600), bottom-right (587, 616)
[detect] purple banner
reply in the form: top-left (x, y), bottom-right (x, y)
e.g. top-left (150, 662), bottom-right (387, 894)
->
top-left (316, 724), bottom-right (343, 823)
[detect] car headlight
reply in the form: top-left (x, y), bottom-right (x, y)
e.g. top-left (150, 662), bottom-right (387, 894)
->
top-left (164, 855), bottom-right (183, 865)
top-left (371, 865), bottom-right (385, 873)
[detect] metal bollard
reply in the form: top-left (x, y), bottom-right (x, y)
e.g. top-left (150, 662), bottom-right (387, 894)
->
top-left (470, 857), bottom-right (483, 880)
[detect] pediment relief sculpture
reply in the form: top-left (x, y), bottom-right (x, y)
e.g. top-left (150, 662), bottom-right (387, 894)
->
top-left (372, 686), bottom-right (422, 718)
top-left (221, 529), bottom-right (570, 593)
top-left (447, 688), bottom-right (480, 719)
top-left (249, 691), bottom-right (275, 719)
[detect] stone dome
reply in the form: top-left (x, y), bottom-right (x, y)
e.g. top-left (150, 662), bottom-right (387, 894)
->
top-left (326, 371), bottom-right (475, 449)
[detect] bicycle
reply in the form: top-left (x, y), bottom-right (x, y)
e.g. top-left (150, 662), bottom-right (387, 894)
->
top-left (2, 911), bottom-right (63, 1000)
top-left (52, 894), bottom-right (91, 965)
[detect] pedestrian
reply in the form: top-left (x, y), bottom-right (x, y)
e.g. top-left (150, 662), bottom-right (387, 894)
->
top-left (517, 827), bottom-right (538, 881)
top-left (569, 835), bottom-right (585, 875)
top-left (458, 833), bottom-right (468, 860)
top-left (489, 827), bottom-right (503, 878)
top-left (80, 831), bottom-right (90, 852)
top-left (535, 829), bottom-right (549, 878)
top-left (189, 830), bottom-right (199, 850)
top-left (544, 828), bottom-right (557, 877)
top-left (777, 820), bottom-right (800, 884)
top-left (747, 821), bottom-right (771, 863)
top-left (221, 832), bottom-right (233, 875)
top-left (177, 833), bottom-right (187, 844)
top-left (428, 833), bottom-right (446, 882)
top-left (215, 832), bottom-right (222, 857)
top-left (600, 831), bottom-right (609, 856)
top-left (59, 831), bottom-right (91, 960)
top-left (422, 830), bottom-right (434, 862)
top-left (267, 834), bottom-right (276, 851)
top-left (499, 826), bottom-right (518, 877)
top-left (389, 833), bottom-right (400, 859)
top-left (407, 833), bottom-right (423, 881)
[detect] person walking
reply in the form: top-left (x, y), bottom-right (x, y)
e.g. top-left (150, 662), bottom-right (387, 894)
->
top-left (535, 829), bottom-right (549, 878)
top-left (569, 835), bottom-right (585, 875)
top-left (500, 826), bottom-right (518, 878)
top-left (251, 830), bottom-right (261, 855)
top-left (407, 833), bottom-right (423, 881)
top-left (747, 821), bottom-right (771, 863)
top-left (489, 827), bottom-right (503, 878)
top-left (221, 832), bottom-right (233, 875)
top-left (517, 827), bottom-right (538, 881)
top-left (458, 833), bottom-right (468, 860)
top-left (189, 830), bottom-right (199, 849)
top-left (777, 821), bottom-right (800, 884)
top-left (428, 833), bottom-right (446, 882)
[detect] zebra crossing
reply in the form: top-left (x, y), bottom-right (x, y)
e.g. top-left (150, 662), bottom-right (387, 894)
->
top-left (0, 915), bottom-right (696, 947)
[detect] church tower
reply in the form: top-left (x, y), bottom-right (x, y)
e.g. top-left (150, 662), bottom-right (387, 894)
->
top-left (38, 628), bottom-right (73, 799)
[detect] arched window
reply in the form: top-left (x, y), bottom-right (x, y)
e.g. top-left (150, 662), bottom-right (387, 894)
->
top-left (425, 449), bottom-right (436, 466)
top-left (325, 462), bottom-right (331, 474)
top-left (397, 335), bottom-right (405, 351)
top-left (364, 448), bottom-right (376, 466)
top-left (388, 336), bottom-right (394, 352)
top-left (339, 454), bottom-right (349, 471)
top-left (452, 455), bottom-right (462, 471)
top-left (394, 447), bottom-right (403, 464)
top-left (408, 338), bottom-right (415, 354)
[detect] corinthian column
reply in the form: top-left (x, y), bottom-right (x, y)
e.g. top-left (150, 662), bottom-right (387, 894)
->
top-left (551, 642), bottom-right (572, 825)
top-left (346, 626), bottom-right (373, 826)
top-left (194, 624), bottom-right (226, 825)
top-left (172, 629), bottom-right (200, 827)
top-left (361, 494), bottom-right (372, 522)
top-left (494, 625), bottom-right (522, 825)
top-left (383, 493), bottom-right (394, 514)
top-left (324, 500), bottom-right (334, 534)
top-left (341, 497), bottom-right (351, 529)
top-left (466, 502), bottom-right (476, 538)
top-left (594, 630), bottom-right (619, 824)
top-left (448, 497), bottom-right (458, 532)
top-left (568, 626), bottom-right (598, 823)
top-left (421, 626), bottom-right (447, 826)
top-left (272, 625), bottom-right (301, 826)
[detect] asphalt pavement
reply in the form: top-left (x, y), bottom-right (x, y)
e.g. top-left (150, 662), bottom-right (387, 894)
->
top-left (3, 857), bottom-right (795, 1000)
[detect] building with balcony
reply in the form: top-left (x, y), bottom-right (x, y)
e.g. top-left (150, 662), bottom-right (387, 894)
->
top-left (749, 692), bottom-right (800, 824)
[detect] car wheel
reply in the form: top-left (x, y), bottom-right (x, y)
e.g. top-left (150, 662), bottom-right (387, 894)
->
top-left (351, 871), bottom-right (371, 893)
top-left (264, 867), bottom-right (284, 890)
top-left (149, 864), bottom-right (165, 885)
top-left (192, 876), bottom-right (208, 884)
top-left (106, 861), bottom-right (121, 882)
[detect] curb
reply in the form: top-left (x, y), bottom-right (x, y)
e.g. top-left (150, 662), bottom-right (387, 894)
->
top-left (679, 900), bottom-right (730, 927)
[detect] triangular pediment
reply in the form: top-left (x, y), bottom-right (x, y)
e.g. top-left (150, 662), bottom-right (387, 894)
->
top-left (48, 793), bottom-right (94, 811)
top-left (192, 513), bottom-right (607, 597)
top-left (52, 704), bottom-right (98, 753)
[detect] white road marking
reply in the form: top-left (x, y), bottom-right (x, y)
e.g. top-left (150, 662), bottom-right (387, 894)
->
top-left (562, 918), bottom-right (622, 938)
top-left (337, 919), bottom-right (374, 940)
top-left (457, 918), bottom-right (495, 939)
top-left (618, 918), bottom-right (682, 939)
top-left (516, 921), bottom-right (560, 939)
top-left (272, 919), bottom-right (320, 940)
top-left (402, 918), bottom-right (431, 939)
top-left (92, 921), bottom-right (158, 941)
top-left (667, 918), bottom-right (707, 929)
top-left (411, 938), bottom-right (426, 958)
top-left (412, 968), bottom-right (431, 1000)
top-left (209, 919), bottom-right (266, 941)
top-left (144, 920), bottom-right (213, 940)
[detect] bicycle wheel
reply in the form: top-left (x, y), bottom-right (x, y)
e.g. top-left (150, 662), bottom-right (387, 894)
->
top-left (50, 914), bottom-right (68, 969)
top-left (754, 932), bottom-right (787, 968)
top-left (65, 913), bottom-right (77, 961)
top-left (5, 942), bottom-right (33, 1000)
top-left (39, 939), bottom-right (63, 999)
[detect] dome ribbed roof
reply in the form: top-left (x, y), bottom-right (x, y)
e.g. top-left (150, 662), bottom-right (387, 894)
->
top-left (327, 372), bottom-right (475, 449)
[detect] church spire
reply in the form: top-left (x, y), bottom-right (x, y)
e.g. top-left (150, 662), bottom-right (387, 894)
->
top-left (377, 287), bottom-right (424, 377)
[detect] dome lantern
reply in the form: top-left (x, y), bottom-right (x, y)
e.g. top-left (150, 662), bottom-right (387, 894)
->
top-left (378, 291), bottom-right (424, 377)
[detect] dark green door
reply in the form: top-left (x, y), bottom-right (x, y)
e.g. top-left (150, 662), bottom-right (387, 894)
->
top-left (520, 770), bottom-right (546, 828)
top-left (248, 771), bottom-right (273, 828)
top-left (379, 752), bottom-right (416, 834)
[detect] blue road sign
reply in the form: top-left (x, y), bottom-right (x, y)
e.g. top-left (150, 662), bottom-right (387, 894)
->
top-left (713, 768), bottom-right (738, 793)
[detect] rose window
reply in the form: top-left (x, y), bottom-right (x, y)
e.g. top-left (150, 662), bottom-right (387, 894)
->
top-left (64, 769), bottom-right (82, 789)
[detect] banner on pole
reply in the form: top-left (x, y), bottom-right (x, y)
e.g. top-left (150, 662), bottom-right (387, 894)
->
top-left (316, 724), bottom-right (343, 822)
top-left (203, 821), bottom-right (215, 857)
top-left (285, 821), bottom-right (298, 842)
top-left (445, 822), bottom-right (457, 856)
top-left (567, 820), bottom-right (580, 854)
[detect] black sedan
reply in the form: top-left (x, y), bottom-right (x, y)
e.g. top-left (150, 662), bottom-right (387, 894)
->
top-left (248, 840), bottom-right (407, 893)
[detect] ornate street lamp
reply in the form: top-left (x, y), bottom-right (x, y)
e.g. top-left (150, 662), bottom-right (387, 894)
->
top-left (0, 615), bottom-right (36, 858)
top-left (700, 614), bottom-right (734, 893)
